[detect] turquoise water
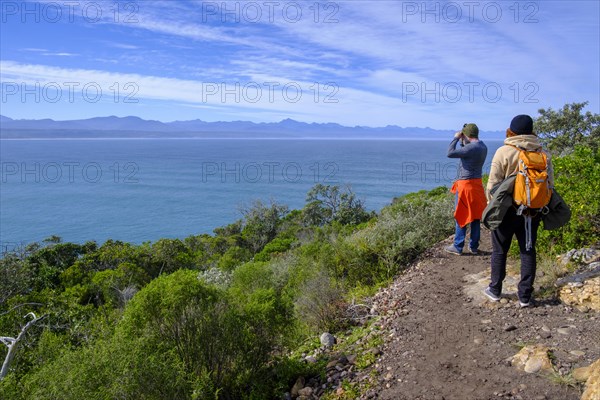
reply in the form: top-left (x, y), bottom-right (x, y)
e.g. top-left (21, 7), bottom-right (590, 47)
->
top-left (0, 139), bottom-right (502, 245)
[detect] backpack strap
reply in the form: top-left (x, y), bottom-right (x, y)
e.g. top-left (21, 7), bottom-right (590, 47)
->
top-left (507, 144), bottom-right (527, 151)
top-left (516, 205), bottom-right (534, 251)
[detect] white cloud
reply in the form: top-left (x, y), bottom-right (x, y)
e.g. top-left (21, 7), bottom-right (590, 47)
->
top-left (41, 52), bottom-right (77, 57)
top-left (21, 48), bottom-right (48, 53)
top-left (3, 1), bottom-right (598, 127)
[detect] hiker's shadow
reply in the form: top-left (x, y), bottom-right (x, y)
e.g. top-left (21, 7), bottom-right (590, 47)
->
top-left (533, 297), bottom-right (562, 307)
top-left (503, 293), bottom-right (561, 307)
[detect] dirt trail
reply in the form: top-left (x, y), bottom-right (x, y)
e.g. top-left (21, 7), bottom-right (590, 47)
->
top-left (364, 231), bottom-right (600, 400)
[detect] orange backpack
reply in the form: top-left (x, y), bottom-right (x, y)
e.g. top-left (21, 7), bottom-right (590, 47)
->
top-left (512, 146), bottom-right (552, 210)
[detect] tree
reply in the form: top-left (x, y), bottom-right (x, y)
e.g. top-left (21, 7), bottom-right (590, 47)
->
top-left (303, 184), bottom-right (372, 226)
top-left (0, 255), bottom-right (32, 306)
top-left (533, 102), bottom-right (600, 252)
top-left (240, 200), bottom-right (289, 253)
top-left (26, 242), bottom-right (90, 291)
top-left (213, 220), bottom-right (243, 238)
top-left (150, 238), bottom-right (194, 276)
top-left (1, 313), bottom-right (45, 380)
top-left (534, 101), bottom-right (600, 155)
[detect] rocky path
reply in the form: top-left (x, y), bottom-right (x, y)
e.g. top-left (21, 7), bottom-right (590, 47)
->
top-left (356, 232), bottom-right (600, 400)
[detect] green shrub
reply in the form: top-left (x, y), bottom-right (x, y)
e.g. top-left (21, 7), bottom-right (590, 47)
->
top-left (240, 200), bottom-right (289, 253)
top-left (335, 187), bottom-right (454, 285)
top-left (217, 245), bottom-right (252, 271)
top-left (16, 333), bottom-right (188, 400)
top-left (0, 254), bottom-right (32, 306)
top-left (538, 146), bottom-right (600, 252)
top-left (254, 237), bottom-right (295, 262)
top-left (294, 269), bottom-right (347, 332)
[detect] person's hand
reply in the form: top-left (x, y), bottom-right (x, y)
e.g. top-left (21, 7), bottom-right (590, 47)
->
top-left (454, 131), bottom-right (463, 139)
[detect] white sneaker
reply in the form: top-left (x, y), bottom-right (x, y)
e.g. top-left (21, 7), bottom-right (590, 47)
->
top-left (519, 300), bottom-right (532, 308)
top-left (484, 287), bottom-right (500, 302)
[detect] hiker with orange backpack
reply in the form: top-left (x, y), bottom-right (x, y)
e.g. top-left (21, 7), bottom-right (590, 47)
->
top-left (483, 115), bottom-right (554, 308)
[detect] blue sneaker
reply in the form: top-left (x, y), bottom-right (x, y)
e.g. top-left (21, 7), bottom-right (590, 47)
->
top-left (444, 245), bottom-right (462, 255)
top-left (484, 287), bottom-right (500, 302)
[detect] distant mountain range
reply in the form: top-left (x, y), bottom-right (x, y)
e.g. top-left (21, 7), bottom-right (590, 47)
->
top-left (0, 115), bottom-right (505, 139)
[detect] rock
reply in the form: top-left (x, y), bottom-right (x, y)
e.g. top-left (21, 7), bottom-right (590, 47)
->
top-left (540, 331), bottom-right (552, 339)
top-left (557, 327), bottom-right (572, 335)
top-left (462, 270), bottom-right (520, 305)
top-left (581, 359), bottom-right (600, 400)
top-left (326, 359), bottom-right (339, 369)
top-left (559, 248), bottom-right (600, 266)
top-left (570, 350), bottom-right (585, 357)
top-left (320, 332), bottom-right (336, 348)
top-left (558, 277), bottom-right (600, 311)
top-left (474, 338), bottom-right (484, 345)
top-left (304, 356), bottom-right (317, 363)
top-left (504, 325), bottom-right (518, 332)
top-left (573, 365), bottom-right (593, 382)
top-left (297, 387), bottom-right (313, 397)
top-left (511, 345), bottom-right (555, 374)
top-left (524, 357), bottom-right (544, 373)
top-left (369, 347), bottom-right (383, 356)
top-left (291, 376), bottom-right (305, 398)
top-left (577, 305), bottom-right (591, 313)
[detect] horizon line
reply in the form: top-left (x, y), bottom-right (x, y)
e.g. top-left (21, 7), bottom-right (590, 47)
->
top-left (0, 114), bottom-right (506, 133)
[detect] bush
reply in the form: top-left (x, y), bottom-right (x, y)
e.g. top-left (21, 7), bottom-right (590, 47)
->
top-left (254, 237), bottom-right (295, 262)
top-left (336, 187), bottom-right (454, 285)
top-left (241, 200), bottom-right (289, 253)
top-left (15, 332), bottom-right (188, 400)
top-left (294, 269), bottom-right (347, 332)
top-left (538, 146), bottom-right (600, 252)
top-left (217, 245), bottom-right (252, 271)
top-left (0, 254), bottom-right (32, 306)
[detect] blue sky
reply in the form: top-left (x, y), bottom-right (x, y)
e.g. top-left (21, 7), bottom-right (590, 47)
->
top-left (1, 0), bottom-right (599, 130)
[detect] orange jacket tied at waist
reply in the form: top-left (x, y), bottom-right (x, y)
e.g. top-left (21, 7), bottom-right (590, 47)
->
top-left (451, 178), bottom-right (487, 228)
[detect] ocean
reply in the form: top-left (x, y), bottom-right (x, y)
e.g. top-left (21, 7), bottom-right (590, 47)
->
top-left (0, 138), bottom-right (502, 246)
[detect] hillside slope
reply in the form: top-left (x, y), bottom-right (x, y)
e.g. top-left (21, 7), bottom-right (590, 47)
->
top-left (349, 232), bottom-right (599, 400)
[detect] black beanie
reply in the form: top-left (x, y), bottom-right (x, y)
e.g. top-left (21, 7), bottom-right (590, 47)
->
top-left (510, 115), bottom-right (534, 135)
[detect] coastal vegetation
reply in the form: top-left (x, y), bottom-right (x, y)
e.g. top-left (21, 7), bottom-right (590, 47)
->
top-left (1, 102), bottom-right (597, 399)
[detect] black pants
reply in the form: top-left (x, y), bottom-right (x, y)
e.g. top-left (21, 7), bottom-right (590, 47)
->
top-left (489, 207), bottom-right (540, 302)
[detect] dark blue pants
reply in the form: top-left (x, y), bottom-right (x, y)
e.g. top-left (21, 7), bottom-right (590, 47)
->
top-left (489, 207), bottom-right (540, 302)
